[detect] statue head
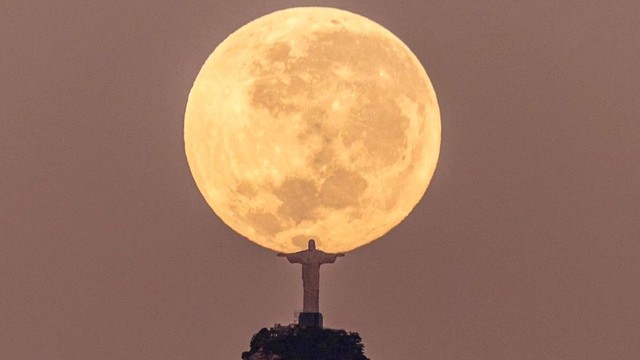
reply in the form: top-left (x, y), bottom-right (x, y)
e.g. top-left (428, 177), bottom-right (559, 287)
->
top-left (308, 239), bottom-right (316, 250)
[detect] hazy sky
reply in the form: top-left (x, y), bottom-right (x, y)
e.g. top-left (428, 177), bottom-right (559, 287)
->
top-left (1, 1), bottom-right (639, 359)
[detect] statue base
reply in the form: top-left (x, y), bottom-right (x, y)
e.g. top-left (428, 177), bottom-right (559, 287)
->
top-left (298, 312), bottom-right (323, 328)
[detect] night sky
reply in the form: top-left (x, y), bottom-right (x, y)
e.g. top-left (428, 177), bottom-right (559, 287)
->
top-left (2, 1), bottom-right (639, 359)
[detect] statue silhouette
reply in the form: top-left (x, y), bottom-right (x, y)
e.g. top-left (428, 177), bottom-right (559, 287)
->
top-left (278, 240), bottom-right (344, 314)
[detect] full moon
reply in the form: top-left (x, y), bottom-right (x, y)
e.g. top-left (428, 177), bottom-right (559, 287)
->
top-left (185, 7), bottom-right (440, 253)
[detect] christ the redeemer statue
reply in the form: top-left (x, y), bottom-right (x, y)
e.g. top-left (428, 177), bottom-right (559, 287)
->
top-left (278, 239), bottom-right (344, 328)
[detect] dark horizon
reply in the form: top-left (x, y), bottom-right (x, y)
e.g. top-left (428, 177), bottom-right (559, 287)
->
top-left (1, 1), bottom-right (639, 359)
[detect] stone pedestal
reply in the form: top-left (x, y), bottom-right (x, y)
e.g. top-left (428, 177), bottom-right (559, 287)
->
top-left (298, 312), bottom-right (323, 328)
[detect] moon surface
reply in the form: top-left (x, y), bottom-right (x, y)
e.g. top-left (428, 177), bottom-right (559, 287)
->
top-left (185, 7), bottom-right (440, 253)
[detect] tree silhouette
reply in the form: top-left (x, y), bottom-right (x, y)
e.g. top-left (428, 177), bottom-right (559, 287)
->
top-left (242, 326), bottom-right (369, 360)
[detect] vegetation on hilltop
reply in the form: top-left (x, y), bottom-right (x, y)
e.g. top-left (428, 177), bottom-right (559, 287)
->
top-left (242, 326), bottom-right (369, 360)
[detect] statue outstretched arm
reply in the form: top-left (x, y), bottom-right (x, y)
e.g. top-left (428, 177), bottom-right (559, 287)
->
top-left (277, 252), bottom-right (305, 264)
top-left (320, 252), bottom-right (345, 264)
